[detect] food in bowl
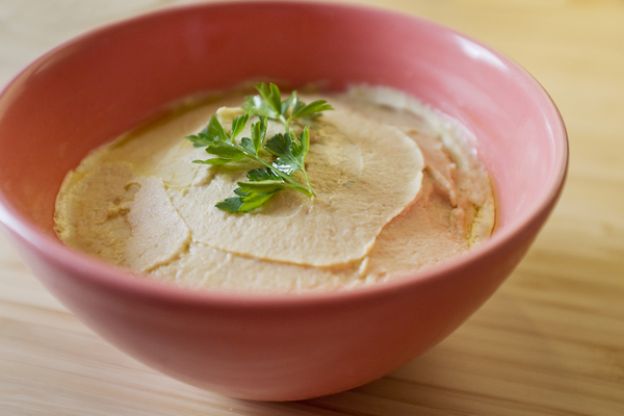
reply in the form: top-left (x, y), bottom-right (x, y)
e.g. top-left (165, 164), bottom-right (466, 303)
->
top-left (54, 83), bottom-right (495, 292)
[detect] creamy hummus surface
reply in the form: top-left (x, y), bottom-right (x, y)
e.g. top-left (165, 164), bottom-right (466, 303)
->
top-left (54, 86), bottom-right (495, 293)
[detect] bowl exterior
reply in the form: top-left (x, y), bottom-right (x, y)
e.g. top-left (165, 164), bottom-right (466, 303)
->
top-left (7, 214), bottom-right (545, 400)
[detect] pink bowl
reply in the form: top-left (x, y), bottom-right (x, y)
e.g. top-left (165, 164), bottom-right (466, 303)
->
top-left (0, 1), bottom-right (567, 401)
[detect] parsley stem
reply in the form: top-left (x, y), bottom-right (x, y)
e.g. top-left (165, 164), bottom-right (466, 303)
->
top-left (300, 167), bottom-right (315, 197)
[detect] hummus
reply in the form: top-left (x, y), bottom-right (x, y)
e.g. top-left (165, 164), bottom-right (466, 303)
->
top-left (54, 86), bottom-right (495, 292)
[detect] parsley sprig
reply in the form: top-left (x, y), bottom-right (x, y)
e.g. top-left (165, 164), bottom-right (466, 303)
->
top-left (187, 83), bottom-right (332, 213)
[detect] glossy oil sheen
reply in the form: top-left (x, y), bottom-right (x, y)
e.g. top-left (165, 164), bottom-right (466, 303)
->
top-left (0, 2), bottom-right (567, 401)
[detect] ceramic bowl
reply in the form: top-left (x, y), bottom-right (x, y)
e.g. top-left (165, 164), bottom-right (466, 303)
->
top-left (0, 1), bottom-right (567, 401)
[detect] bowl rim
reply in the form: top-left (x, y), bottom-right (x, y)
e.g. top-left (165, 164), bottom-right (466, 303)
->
top-left (0, 0), bottom-right (569, 308)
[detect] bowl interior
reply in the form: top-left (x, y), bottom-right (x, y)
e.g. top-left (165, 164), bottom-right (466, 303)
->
top-left (0, 2), bottom-right (566, 251)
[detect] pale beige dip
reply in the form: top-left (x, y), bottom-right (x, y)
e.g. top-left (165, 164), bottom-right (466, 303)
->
top-left (54, 86), bottom-right (495, 293)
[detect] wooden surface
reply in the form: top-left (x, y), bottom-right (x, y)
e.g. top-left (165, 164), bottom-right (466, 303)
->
top-left (1, 1), bottom-right (623, 415)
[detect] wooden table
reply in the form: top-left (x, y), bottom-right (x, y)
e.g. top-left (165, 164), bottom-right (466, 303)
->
top-left (1, 1), bottom-right (622, 415)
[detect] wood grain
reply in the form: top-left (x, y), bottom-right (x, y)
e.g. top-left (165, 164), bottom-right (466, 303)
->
top-left (1, 1), bottom-right (623, 415)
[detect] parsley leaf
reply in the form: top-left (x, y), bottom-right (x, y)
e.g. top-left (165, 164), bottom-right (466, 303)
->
top-left (293, 100), bottom-right (334, 119)
top-left (247, 167), bottom-right (282, 182)
top-left (188, 83), bottom-right (331, 213)
top-left (230, 113), bottom-right (249, 139)
top-left (244, 82), bottom-right (333, 129)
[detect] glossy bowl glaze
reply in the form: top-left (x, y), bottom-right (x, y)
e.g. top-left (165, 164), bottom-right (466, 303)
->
top-left (0, 1), bottom-right (567, 401)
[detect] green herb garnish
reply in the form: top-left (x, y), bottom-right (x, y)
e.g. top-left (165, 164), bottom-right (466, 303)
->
top-left (187, 83), bottom-right (332, 213)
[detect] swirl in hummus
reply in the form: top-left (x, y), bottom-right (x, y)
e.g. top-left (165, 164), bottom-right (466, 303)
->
top-left (54, 85), bottom-right (495, 292)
